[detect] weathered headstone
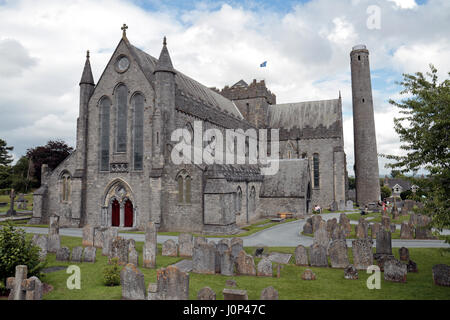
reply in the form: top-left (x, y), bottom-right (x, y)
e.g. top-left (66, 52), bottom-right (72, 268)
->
top-left (339, 213), bottom-right (352, 236)
top-left (34, 235), bottom-right (48, 261)
top-left (170, 259), bottom-right (193, 273)
top-left (328, 240), bottom-right (349, 268)
top-left (83, 246), bottom-right (96, 263)
top-left (311, 215), bottom-right (323, 233)
top-left (197, 287), bottom-right (216, 300)
top-left (381, 216), bottom-right (391, 231)
top-left (415, 215), bottom-right (433, 239)
top-left (6, 265), bottom-right (28, 300)
top-left (294, 245), bottom-right (309, 266)
top-left (56, 247), bottom-right (70, 262)
top-left (162, 239), bottom-right (178, 257)
top-left (309, 243), bottom-right (328, 267)
top-left (344, 265), bottom-right (358, 280)
top-left (94, 227), bottom-right (108, 249)
top-left (82, 224), bottom-right (95, 247)
top-left (301, 269), bottom-right (316, 280)
top-left (223, 288), bottom-right (248, 300)
top-left (345, 200), bottom-right (354, 211)
top-left (432, 264), bottom-right (450, 287)
top-left (302, 221), bottom-right (313, 234)
top-left (314, 220), bottom-right (330, 247)
top-left (147, 283), bottom-right (158, 300)
top-left (178, 233), bottom-right (194, 257)
top-left (376, 254), bottom-right (395, 272)
top-left (226, 279), bottom-right (237, 287)
top-left (370, 223), bottom-right (381, 239)
top-left (128, 247), bottom-right (139, 266)
top-left (194, 236), bottom-right (208, 247)
top-left (235, 250), bottom-right (256, 276)
top-left (260, 286), bottom-right (278, 300)
top-left (216, 239), bottom-right (231, 274)
top-left (151, 266), bottom-right (190, 300)
top-left (331, 224), bottom-right (346, 240)
top-left (230, 238), bottom-right (244, 259)
top-left (399, 247), bottom-right (409, 261)
top-left (352, 239), bottom-right (374, 270)
top-left (338, 200), bottom-right (346, 211)
top-left (220, 249), bottom-right (234, 276)
top-left (267, 252), bottom-right (292, 265)
top-left (384, 258), bottom-right (407, 283)
top-left (375, 229), bottom-right (392, 257)
top-left (356, 218), bottom-right (369, 239)
top-left (47, 215), bottom-right (61, 253)
top-left (110, 237), bottom-right (129, 265)
top-left (121, 263), bottom-right (146, 300)
top-left (102, 227), bottom-right (119, 256)
top-left (22, 276), bottom-right (43, 300)
top-left (193, 241), bottom-right (216, 274)
top-left (330, 201), bottom-right (338, 212)
top-left (400, 222), bottom-right (413, 239)
top-left (407, 260), bottom-right (418, 273)
top-left (143, 222), bottom-right (157, 268)
top-left (257, 258), bottom-right (273, 277)
top-left (71, 246), bottom-right (83, 262)
top-left (326, 218), bottom-right (338, 234)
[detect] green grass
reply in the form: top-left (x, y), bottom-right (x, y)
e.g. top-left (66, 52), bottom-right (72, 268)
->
top-left (347, 211), bottom-right (411, 225)
top-left (21, 234), bottom-right (450, 300)
top-left (0, 193), bottom-right (33, 213)
top-left (302, 224), bottom-right (402, 239)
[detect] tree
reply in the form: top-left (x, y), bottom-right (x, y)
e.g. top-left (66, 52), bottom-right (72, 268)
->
top-left (400, 189), bottom-right (413, 200)
top-left (0, 139), bottom-right (13, 166)
top-left (348, 176), bottom-right (356, 189)
top-left (11, 156), bottom-right (37, 193)
top-left (380, 185), bottom-right (392, 201)
top-left (382, 65), bottom-right (450, 242)
top-left (26, 140), bottom-right (73, 185)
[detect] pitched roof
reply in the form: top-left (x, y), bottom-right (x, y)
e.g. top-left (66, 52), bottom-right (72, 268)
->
top-left (385, 178), bottom-right (412, 190)
top-left (129, 44), bottom-right (243, 119)
top-left (267, 98), bottom-right (341, 130)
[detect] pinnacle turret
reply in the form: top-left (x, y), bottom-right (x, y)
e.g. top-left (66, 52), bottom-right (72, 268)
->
top-left (154, 36), bottom-right (175, 74)
top-left (79, 50), bottom-right (95, 86)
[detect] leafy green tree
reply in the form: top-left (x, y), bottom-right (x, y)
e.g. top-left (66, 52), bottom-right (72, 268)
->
top-left (400, 189), bottom-right (413, 200)
top-left (383, 65), bottom-right (450, 242)
top-left (0, 165), bottom-right (12, 190)
top-left (0, 139), bottom-right (13, 166)
top-left (380, 185), bottom-right (392, 200)
top-left (10, 156), bottom-right (36, 193)
top-left (348, 176), bottom-right (356, 189)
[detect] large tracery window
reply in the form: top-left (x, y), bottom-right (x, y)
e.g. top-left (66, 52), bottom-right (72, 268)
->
top-left (133, 93), bottom-right (144, 170)
top-left (313, 153), bottom-right (320, 188)
top-left (100, 97), bottom-right (111, 171)
top-left (116, 84), bottom-right (128, 153)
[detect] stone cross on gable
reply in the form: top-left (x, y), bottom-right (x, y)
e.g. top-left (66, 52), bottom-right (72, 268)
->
top-left (121, 23), bottom-right (128, 37)
top-left (6, 265), bottom-right (43, 300)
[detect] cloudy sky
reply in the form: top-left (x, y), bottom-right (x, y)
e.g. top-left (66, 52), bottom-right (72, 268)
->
top-left (0, 0), bottom-right (449, 176)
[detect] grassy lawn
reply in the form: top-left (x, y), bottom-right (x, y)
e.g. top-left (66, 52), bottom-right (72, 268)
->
top-left (302, 224), bottom-right (402, 239)
top-left (20, 234), bottom-right (450, 300)
top-left (0, 193), bottom-right (33, 213)
top-left (347, 211), bottom-right (411, 225)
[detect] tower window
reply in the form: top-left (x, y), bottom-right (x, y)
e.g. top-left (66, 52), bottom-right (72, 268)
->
top-left (358, 55), bottom-right (361, 61)
top-left (132, 93), bottom-right (144, 170)
top-left (99, 97), bottom-right (111, 171)
top-left (116, 84), bottom-right (128, 153)
top-left (313, 153), bottom-right (320, 188)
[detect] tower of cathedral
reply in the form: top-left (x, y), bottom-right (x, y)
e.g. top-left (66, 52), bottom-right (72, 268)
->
top-left (350, 45), bottom-right (380, 206)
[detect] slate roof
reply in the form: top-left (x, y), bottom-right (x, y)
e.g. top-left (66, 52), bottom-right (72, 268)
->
top-left (385, 178), bottom-right (412, 191)
top-left (205, 164), bottom-right (263, 182)
top-left (267, 99), bottom-right (341, 130)
top-left (259, 159), bottom-right (309, 198)
top-left (130, 44), bottom-right (243, 119)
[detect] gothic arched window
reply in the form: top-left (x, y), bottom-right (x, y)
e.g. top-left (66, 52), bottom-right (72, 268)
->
top-left (60, 172), bottom-right (71, 202)
top-left (313, 153), bottom-right (320, 188)
top-left (176, 170), bottom-right (192, 204)
top-left (236, 186), bottom-right (242, 213)
top-left (100, 97), bottom-right (111, 171)
top-left (116, 84), bottom-right (128, 153)
top-left (132, 93), bottom-right (144, 170)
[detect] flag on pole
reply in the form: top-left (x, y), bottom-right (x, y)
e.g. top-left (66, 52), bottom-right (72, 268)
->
top-left (260, 61), bottom-right (267, 67)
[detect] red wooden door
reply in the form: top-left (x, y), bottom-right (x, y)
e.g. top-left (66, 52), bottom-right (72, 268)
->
top-left (124, 200), bottom-right (133, 227)
top-left (112, 200), bottom-right (120, 227)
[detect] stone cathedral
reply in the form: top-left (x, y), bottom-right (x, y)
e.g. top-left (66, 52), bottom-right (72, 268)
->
top-left (30, 26), bottom-right (379, 233)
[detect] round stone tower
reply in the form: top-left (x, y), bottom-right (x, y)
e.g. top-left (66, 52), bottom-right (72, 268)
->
top-left (350, 44), bottom-right (380, 206)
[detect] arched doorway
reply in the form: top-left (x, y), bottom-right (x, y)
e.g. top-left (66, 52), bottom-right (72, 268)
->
top-left (124, 199), bottom-right (133, 227)
top-left (112, 199), bottom-right (120, 226)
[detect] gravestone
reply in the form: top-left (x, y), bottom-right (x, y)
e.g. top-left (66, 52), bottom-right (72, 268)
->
top-left (47, 215), bottom-right (61, 253)
top-left (83, 246), bottom-right (96, 263)
top-left (415, 215), bottom-right (433, 239)
top-left (170, 259), bottom-right (193, 273)
top-left (375, 229), bottom-right (392, 257)
top-left (6, 265), bottom-right (28, 300)
top-left (384, 259), bottom-right (407, 283)
top-left (330, 201), bottom-right (338, 212)
top-left (193, 241), bottom-right (216, 274)
top-left (401, 206), bottom-right (409, 216)
top-left (260, 286), bottom-right (278, 300)
top-left (230, 238), bottom-right (244, 260)
top-left (407, 260), bottom-right (418, 273)
top-left (194, 236), bottom-right (208, 247)
top-left (432, 264), bottom-right (450, 287)
top-left (326, 218), bottom-right (338, 234)
top-left (147, 283), bottom-right (158, 300)
top-left (143, 222), bottom-right (157, 268)
top-left (235, 250), bottom-right (256, 276)
top-left (400, 222), bottom-right (413, 239)
top-left (328, 240), bottom-right (349, 268)
top-left (344, 265), bottom-right (358, 280)
top-left (390, 224), bottom-right (396, 233)
top-left (17, 194), bottom-right (27, 210)
top-left (376, 254), bottom-right (395, 272)
top-left (226, 279), bottom-right (237, 287)
top-left (381, 216), bottom-right (391, 231)
top-left (370, 223), bottom-right (380, 239)
top-left (301, 269), bottom-right (316, 280)
top-left (82, 224), bottom-right (95, 247)
top-left (356, 218), bottom-right (369, 239)
top-left (22, 276), bottom-right (43, 300)
top-left (399, 247), bottom-right (409, 261)
top-left (302, 221), bottom-right (313, 234)
top-left (220, 248), bottom-right (234, 276)
top-left (56, 247), bottom-right (70, 262)
top-left (331, 224), bottom-right (346, 240)
top-left (311, 215), bottom-right (323, 233)
top-left (267, 252), bottom-right (292, 265)
top-left (71, 246), bottom-right (83, 262)
top-left (309, 243), bottom-right (328, 267)
top-left (346, 200), bottom-right (353, 211)
top-left (152, 266), bottom-right (190, 300)
top-left (216, 239), bottom-right (231, 274)
top-left (110, 237), bottom-right (129, 265)
top-left (314, 221), bottom-right (330, 247)
top-left (121, 263), bottom-right (146, 300)
top-left (223, 288), bottom-right (248, 300)
top-left (34, 235), bottom-right (48, 261)
top-left (94, 227), bottom-right (108, 249)
top-left (197, 287), bottom-right (216, 300)
top-left (178, 233), bottom-right (194, 257)
top-left (102, 227), bottom-right (119, 256)
top-left (128, 247), bottom-right (139, 266)
top-left (128, 239), bottom-right (136, 251)
top-left (339, 213), bottom-right (352, 236)
top-left (257, 258), bottom-right (273, 277)
top-left (391, 202), bottom-right (399, 219)
top-left (294, 245), bottom-right (309, 266)
top-left (338, 199), bottom-right (345, 211)
top-left (352, 239), bottom-right (374, 270)
top-left (162, 239), bottom-right (178, 257)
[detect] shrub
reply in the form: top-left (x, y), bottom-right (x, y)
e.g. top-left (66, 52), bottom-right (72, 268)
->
top-left (400, 190), bottom-right (413, 200)
top-left (0, 221), bottom-right (46, 294)
top-left (380, 185), bottom-right (392, 200)
top-left (103, 258), bottom-right (121, 286)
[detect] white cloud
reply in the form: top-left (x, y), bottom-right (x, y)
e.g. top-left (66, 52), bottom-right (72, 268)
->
top-left (387, 0), bottom-right (417, 9)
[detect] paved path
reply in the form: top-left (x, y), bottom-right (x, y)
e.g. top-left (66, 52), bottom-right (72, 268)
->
top-left (19, 211), bottom-right (450, 248)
